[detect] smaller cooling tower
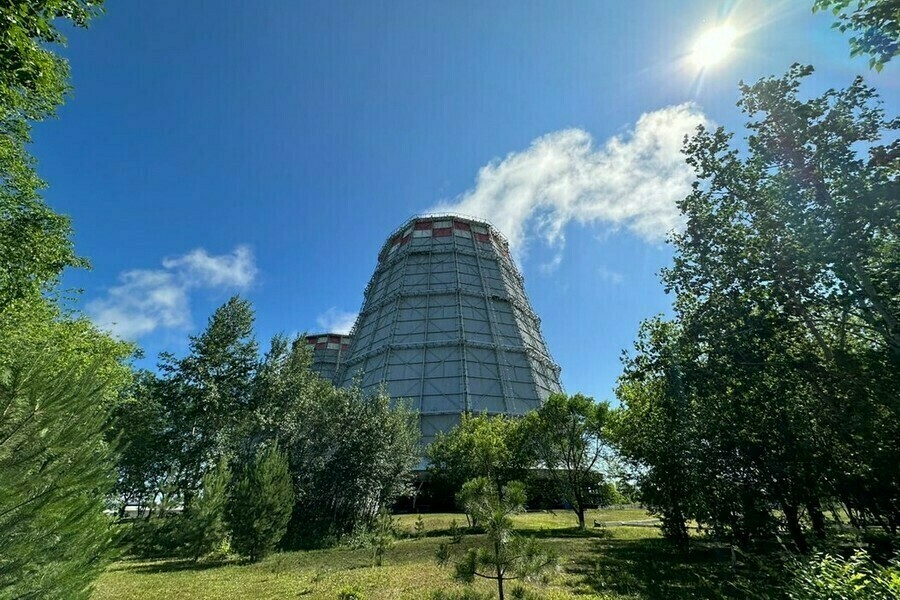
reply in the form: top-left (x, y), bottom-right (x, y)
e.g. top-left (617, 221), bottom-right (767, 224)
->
top-left (305, 333), bottom-right (353, 385)
top-left (338, 214), bottom-right (562, 449)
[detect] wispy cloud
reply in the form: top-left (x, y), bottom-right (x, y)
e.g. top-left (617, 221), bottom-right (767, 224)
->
top-left (430, 103), bottom-right (710, 258)
top-left (315, 308), bottom-right (358, 335)
top-left (88, 245), bottom-right (257, 339)
top-left (597, 265), bottom-right (625, 285)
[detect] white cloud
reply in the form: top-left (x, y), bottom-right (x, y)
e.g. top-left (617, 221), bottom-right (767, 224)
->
top-left (430, 103), bottom-right (710, 257)
top-left (597, 265), bottom-right (625, 285)
top-left (88, 246), bottom-right (257, 340)
top-left (315, 308), bottom-right (358, 335)
top-left (161, 246), bottom-right (257, 288)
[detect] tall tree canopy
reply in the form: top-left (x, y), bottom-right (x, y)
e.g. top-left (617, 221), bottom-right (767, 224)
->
top-left (814, 0), bottom-right (900, 69)
top-left (612, 65), bottom-right (899, 549)
top-left (0, 0), bottom-right (104, 310)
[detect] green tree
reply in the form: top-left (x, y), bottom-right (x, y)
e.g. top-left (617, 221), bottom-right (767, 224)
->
top-left (427, 413), bottom-right (532, 505)
top-left (0, 355), bottom-right (121, 599)
top-left (283, 385), bottom-right (419, 543)
top-left (437, 480), bottom-right (556, 600)
top-left (227, 444), bottom-right (293, 562)
top-left (813, 1), bottom-right (899, 69)
top-left (0, 1), bottom-right (103, 310)
top-left (107, 370), bottom-right (176, 517)
top-left (159, 296), bottom-right (258, 505)
top-left (612, 65), bottom-right (900, 548)
top-left (181, 458), bottom-right (230, 561)
top-left (609, 320), bottom-right (699, 545)
top-left (522, 393), bottom-right (610, 530)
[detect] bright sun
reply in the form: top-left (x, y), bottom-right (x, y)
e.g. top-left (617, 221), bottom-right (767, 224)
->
top-left (691, 24), bottom-right (738, 69)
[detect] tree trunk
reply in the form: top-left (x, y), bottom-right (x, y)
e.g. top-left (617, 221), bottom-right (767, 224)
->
top-left (576, 506), bottom-right (586, 530)
top-left (497, 573), bottom-right (504, 600)
top-left (782, 503), bottom-right (808, 553)
top-left (806, 501), bottom-right (827, 540)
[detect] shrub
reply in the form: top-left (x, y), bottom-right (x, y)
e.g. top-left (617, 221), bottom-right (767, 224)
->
top-left (228, 444), bottom-right (294, 562)
top-left (337, 585), bottom-right (366, 600)
top-left (414, 513), bottom-right (426, 538)
top-left (448, 518), bottom-right (464, 544)
top-left (786, 549), bottom-right (900, 600)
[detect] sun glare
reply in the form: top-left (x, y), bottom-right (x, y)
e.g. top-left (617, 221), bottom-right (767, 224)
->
top-left (691, 24), bottom-right (738, 69)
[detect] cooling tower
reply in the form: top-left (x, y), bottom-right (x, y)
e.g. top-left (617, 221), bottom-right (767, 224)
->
top-left (338, 215), bottom-right (562, 449)
top-left (305, 333), bottom-right (352, 385)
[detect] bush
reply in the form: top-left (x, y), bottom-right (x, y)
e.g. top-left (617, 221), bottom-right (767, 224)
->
top-left (337, 585), bottom-right (366, 600)
top-left (786, 549), bottom-right (900, 599)
top-left (228, 444), bottom-right (294, 562)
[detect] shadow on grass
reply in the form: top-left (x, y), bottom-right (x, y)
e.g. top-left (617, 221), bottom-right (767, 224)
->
top-left (114, 558), bottom-right (232, 575)
top-left (569, 537), bottom-right (781, 600)
top-left (518, 526), bottom-right (612, 540)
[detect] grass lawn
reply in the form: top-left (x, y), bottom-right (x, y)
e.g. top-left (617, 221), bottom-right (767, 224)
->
top-left (92, 509), bottom-right (768, 600)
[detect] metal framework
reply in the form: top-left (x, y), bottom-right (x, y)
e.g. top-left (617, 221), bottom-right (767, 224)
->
top-left (337, 214), bottom-right (562, 449)
top-left (305, 333), bottom-right (353, 384)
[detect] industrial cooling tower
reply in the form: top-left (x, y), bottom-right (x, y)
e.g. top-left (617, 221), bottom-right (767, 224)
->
top-left (305, 333), bottom-right (353, 384)
top-left (338, 215), bottom-right (562, 449)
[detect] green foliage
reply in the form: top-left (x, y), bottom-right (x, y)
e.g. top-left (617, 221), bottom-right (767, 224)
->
top-left (370, 507), bottom-right (398, 566)
top-left (438, 480), bottom-right (557, 600)
top-left (415, 513), bottom-right (427, 538)
top-left (227, 444), bottom-right (294, 562)
top-left (0, 1), bottom-right (103, 309)
top-left (612, 65), bottom-right (900, 549)
top-left (106, 370), bottom-right (176, 516)
top-left (786, 549), bottom-right (900, 599)
top-left (0, 354), bottom-right (121, 599)
top-left (449, 518), bottom-right (464, 544)
top-left (521, 393), bottom-right (611, 529)
top-left (158, 296), bottom-right (259, 504)
top-left (337, 585), bottom-right (366, 600)
top-left (182, 458), bottom-right (230, 561)
top-left (283, 385), bottom-right (420, 544)
top-left (813, 1), bottom-right (899, 69)
top-left (428, 413), bottom-right (532, 509)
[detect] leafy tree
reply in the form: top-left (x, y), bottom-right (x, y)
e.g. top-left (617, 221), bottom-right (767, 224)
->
top-left (107, 370), bottom-right (176, 517)
top-left (813, 1), bottom-right (899, 69)
top-left (227, 444), bottom-right (293, 562)
top-left (437, 480), bottom-right (556, 600)
top-left (182, 458), bottom-right (230, 561)
top-left (282, 385), bottom-right (419, 544)
top-left (613, 65), bottom-right (900, 548)
top-left (609, 320), bottom-right (699, 545)
top-left (427, 413), bottom-right (532, 504)
top-left (159, 296), bottom-right (258, 504)
top-left (0, 1), bottom-right (103, 310)
top-left (522, 393), bottom-right (610, 530)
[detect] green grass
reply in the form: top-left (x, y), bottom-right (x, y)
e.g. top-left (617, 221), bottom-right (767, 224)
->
top-left (92, 510), bottom-right (774, 600)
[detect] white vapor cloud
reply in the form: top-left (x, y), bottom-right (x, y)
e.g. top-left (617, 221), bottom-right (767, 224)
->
top-left (430, 103), bottom-right (710, 257)
top-left (88, 245), bottom-right (257, 340)
top-left (315, 308), bottom-right (358, 335)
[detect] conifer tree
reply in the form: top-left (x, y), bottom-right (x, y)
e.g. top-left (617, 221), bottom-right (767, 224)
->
top-left (227, 444), bottom-right (293, 562)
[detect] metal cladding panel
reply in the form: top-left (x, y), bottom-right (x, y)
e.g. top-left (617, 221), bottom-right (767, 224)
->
top-left (338, 215), bottom-right (562, 451)
top-left (306, 333), bottom-right (354, 385)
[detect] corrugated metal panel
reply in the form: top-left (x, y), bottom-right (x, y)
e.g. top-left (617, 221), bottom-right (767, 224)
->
top-left (338, 215), bottom-right (562, 453)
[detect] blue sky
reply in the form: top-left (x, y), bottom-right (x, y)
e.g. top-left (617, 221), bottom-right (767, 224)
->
top-left (38, 0), bottom-right (898, 403)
